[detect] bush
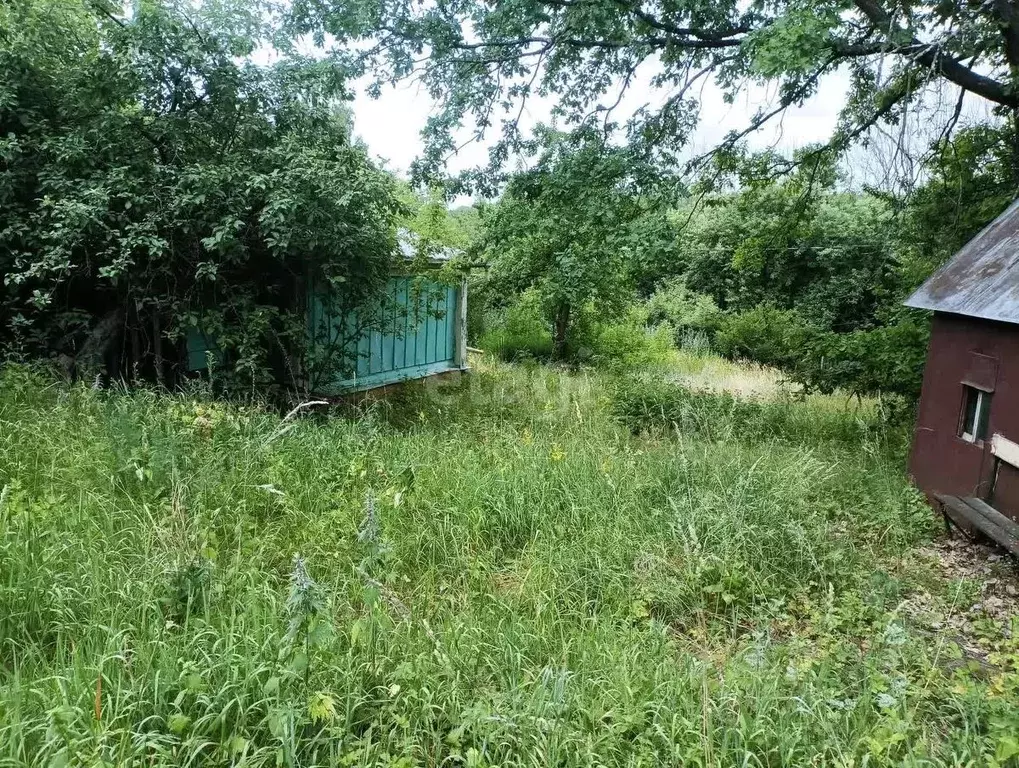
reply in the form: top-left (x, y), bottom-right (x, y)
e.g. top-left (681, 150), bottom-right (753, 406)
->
top-left (713, 305), bottom-right (809, 369)
top-left (478, 290), bottom-right (555, 360)
top-left (795, 319), bottom-right (930, 401)
top-left (588, 309), bottom-right (675, 369)
top-left (1, 2), bottom-right (399, 393)
top-left (644, 280), bottom-right (722, 341)
top-left (677, 328), bottom-right (712, 357)
top-left (480, 296), bottom-right (676, 370)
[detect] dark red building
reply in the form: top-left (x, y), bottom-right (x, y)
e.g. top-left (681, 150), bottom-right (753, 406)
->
top-left (906, 200), bottom-right (1019, 522)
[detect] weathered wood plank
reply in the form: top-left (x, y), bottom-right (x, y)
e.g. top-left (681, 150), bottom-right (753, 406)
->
top-left (963, 496), bottom-right (1019, 541)
top-left (936, 494), bottom-right (1019, 557)
top-left (992, 433), bottom-right (1019, 470)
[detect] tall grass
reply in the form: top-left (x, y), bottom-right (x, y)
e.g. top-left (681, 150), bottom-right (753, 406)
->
top-left (0, 359), bottom-right (1014, 766)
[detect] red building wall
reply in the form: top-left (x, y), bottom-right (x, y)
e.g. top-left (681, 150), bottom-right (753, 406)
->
top-left (910, 312), bottom-right (1019, 521)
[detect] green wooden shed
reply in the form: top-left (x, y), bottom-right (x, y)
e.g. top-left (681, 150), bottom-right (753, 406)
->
top-left (186, 232), bottom-right (468, 393)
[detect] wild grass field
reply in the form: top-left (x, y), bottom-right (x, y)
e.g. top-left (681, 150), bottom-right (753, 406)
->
top-left (1, 354), bottom-right (1018, 767)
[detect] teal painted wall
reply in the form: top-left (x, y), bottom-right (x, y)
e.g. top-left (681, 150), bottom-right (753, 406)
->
top-left (185, 329), bottom-right (219, 372)
top-left (186, 276), bottom-right (461, 392)
top-left (317, 275), bottom-right (459, 392)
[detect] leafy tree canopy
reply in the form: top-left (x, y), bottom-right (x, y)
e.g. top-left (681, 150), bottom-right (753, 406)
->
top-left (675, 185), bottom-right (901, 333)
top-left (295, 0), bottom-right (1019, 190)
top-left (476, 128), bottom-right (667, 357)
top-left (397, 184), bottom-right (482, 252)
top-left (897, 123), bottom-right (1019, 287)
top-left (1, 0), bottom-right (401, 394)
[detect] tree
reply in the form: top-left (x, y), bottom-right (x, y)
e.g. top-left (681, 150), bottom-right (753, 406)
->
top-left (1, 0), bottom-right (401, 395)
top-left (658, 167), bottom-right (901, 333)
top-left (476, 129), bottom-right (660, 358)
top-left (396, 184), bottom-right (481, 252)
top-left (897, 123), bottom-right (1019, 288)
top-left (296, 0), bottom-right (1019, 188)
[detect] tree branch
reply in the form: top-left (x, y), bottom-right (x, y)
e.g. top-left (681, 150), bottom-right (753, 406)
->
top-left (604, 0), bottom-right (752, 42)
top-left (853, 0), bottom-right (1016, 106)
top-left (686, 58), bottom-right (837, 172)
top-left (445, 32), bottom-right (742, 56)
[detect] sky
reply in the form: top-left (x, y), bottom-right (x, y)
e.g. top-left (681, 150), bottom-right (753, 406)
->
top-left (350, 67), bottom-right (854, 183)
top-left (348, 64), bottom-right (997, 196)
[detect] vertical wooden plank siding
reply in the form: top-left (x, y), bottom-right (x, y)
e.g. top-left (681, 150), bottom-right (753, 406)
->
top-left (327, 274), bottom-right (464, 392)
top-left (456, 278), bottom-right (469, 367)
top-left (419, 285), bottom-right (430, 367)
top-left (396, 278), bottom-right (408, 370)
top-left (385, 279), bottom-right (397, 372)
top-left (187, 274), bottom-right (466, 393)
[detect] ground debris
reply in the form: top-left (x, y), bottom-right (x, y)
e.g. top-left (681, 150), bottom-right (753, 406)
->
top-left (899, 534), bottom-right (1019, 664)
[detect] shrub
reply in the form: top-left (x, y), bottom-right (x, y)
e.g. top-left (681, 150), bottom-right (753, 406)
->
top-left (480, 296), bottom-right (675, 370)
top-left (677, 328), bottom-right (712, 357)
top-left (795, 319), bottom-right (930, 401)
top-left (1, 2), bottom-right (400, 394)
top-left (713, 305), bottom-right (809, 369)
top-left (588, 310), bottom-right (675, 369)
top-left (478, 290), bottom-right (555, 360)
top-left (644, 280), bottom-right (722, 341)
top-left (708, 305), bottom-right (929, 403)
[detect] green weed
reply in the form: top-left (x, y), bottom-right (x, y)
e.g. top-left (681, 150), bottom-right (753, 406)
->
top-left (0, 359), bottom-right (1013, 766)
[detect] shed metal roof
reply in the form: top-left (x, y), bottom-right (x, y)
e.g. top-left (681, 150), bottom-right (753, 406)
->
top-left (905, 198), bottom-right (1019, 324)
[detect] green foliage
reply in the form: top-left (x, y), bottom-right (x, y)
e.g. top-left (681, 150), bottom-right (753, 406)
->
top-left (477, 290), bottom-right (554, 361)
top-left (899, 124), bottom-right (1019, 288)
top-left (470, 121), bottom-right (1013, 398)
top-left (480, 295), bottom-right (676, 370)
top-left (5, 358), bottom-right (1012, 766)
top-left (397, 185), bottom-right (480, 253)
top-left (710, 308), bottom-right (929, 400)
top-left (0, 0), bottom-right (400, 393)
top-left (587, 310), bottom-right (676, 370)
top-left (678, 185), bottom-right (901, 333)
top-left (644, 280), bottom-right (723, 343)
top-left (295, 0), bottom-right (1019, 192)
top-left (627, 209), bottom-right (685, 295)
top-left (610, 374), bottom-right (881, 447)
top-left (635, 158), bottom-right (997, 399)
top-left (797, 321), bottom-right (931, 401)
top-left (476, 128), bottom-right (667, 359)
top-left (713, 306), bottom-right (810, 370)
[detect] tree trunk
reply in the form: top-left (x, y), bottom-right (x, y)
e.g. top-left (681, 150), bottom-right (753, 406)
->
top-left (153, 310), bottom-right (164, 388)
top-left (130, 300), bottom-right (141, 383)
top-left (552, 303), bottom-right (570, 361)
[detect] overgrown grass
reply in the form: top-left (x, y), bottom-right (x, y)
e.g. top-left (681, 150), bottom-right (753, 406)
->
top-left (1, 358), bottom-right (1017, 767)
top-left (609, 373), bottom-right (900, 449)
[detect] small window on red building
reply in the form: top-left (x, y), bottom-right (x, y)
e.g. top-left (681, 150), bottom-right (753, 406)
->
top-left (960, 386), bottom-right (991, 443)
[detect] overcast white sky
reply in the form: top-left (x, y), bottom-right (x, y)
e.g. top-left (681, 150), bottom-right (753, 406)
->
top-left (350, 68), bottom-right (854, 183)
top-left (348, 64), bottom-right (998, 196)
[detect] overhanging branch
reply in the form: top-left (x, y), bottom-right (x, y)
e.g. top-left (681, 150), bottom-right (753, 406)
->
top-left (853, 0), bottom-right (1016, 107)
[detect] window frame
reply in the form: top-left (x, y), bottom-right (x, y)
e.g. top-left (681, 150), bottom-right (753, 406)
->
top-left (960, 385), bottom-right (992, 444)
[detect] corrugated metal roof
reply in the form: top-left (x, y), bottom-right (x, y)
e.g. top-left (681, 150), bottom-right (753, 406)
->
top-left (905, 198), bottom-right (1019, 324)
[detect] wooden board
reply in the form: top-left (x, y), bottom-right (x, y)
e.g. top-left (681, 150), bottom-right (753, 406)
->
top-left (937, 494), bottom-right (1019, 557)
top-left (308, 276), bottom-right (460, 393)
top-left (963, 496), bottom-right (1019, 541)
top-left (992, 433), bottom-right (1019, 470)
